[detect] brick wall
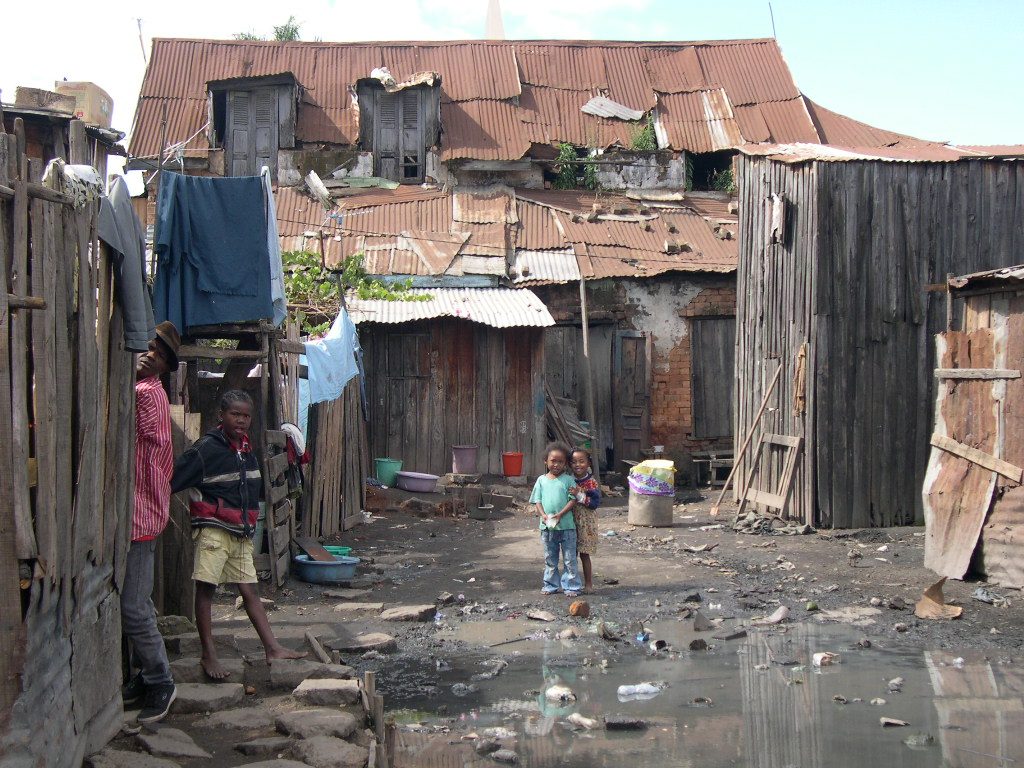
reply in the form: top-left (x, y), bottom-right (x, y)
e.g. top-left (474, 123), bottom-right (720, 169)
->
top-left (654, 281), bottom-right (736, 481)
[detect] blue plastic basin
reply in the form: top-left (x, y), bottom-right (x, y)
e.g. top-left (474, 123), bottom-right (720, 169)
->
top-left (292, 554), bottom-right (360, 584)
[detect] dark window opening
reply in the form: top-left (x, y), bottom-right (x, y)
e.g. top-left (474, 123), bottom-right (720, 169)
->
top-left (689, 150), bottom-right (735, 192)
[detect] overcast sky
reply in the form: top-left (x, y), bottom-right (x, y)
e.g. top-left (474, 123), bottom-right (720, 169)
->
top-left (3, 0), bottom-right (1022, 147)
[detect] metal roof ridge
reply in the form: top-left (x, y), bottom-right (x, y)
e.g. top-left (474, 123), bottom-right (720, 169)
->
top-left (151, 36), bottom-right (780, 48)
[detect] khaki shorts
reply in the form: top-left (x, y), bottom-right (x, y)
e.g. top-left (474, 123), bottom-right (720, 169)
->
top-left (192, 527), bottom-right (257, 585)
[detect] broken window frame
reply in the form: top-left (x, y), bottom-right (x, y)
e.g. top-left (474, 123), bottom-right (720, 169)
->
top-left (207, 74), bottom-right (297, 178)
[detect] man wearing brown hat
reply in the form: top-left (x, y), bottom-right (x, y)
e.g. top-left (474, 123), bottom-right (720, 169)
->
top-left (122, 321), bottom-right (180, 723)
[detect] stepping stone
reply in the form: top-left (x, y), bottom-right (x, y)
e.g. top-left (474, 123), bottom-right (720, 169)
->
top-left (237, 762), bottom-right (311, 768)
top-left (322, 589), bottom-right (372, 600)
top-left (195, 705), bottom-right (276, 730)
top-left (163, 628), bottom-right (235, 656)
top-left (170, 657), bottom-right (245, 684)
top-left (235, 736), bottom-right (293, 756)
top-left (291, 736), bottom-right (369, 768)
top-left (86, 749), bottom-right (181, 768)
top-left (137, 727), bottom-right (212, 759)
top-left (170, 682), bottom-right (245, 714)
top-left (268, 659), bottom-right (355, 690)
top-left (275, 709), bottom-right (359, 739)
top-left (380, 604), bottom-right (436, 622)
top-left (156, 615), bottom-right (196, 636)
top-left (326, 632), bottom-right (397, 654)
top-left (234, 624), bottom-right (330, 652)
top-left (333, 602), bottom-right (384, 615)
top-left (293, 678), bottom-right (360, 706)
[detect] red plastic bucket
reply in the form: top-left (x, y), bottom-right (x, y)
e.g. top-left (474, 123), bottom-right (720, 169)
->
top-left (502, 451), bottom-right (525, 477)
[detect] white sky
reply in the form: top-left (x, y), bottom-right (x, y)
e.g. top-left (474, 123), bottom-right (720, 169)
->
top-left (3, 0), bottom-right (1022, 158)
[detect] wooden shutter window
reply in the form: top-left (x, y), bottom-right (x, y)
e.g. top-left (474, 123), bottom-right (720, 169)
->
top-left (253, 88), bottom-right (277, 175)
top-left (228, 91), bottom-right (251, 176)
top-left (400, 90), bottom-right (423, 182)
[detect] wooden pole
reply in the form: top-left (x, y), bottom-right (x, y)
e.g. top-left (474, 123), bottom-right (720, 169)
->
top-left (578, 279), bottom-right (600, 483)
top-left (710, 363), bottom-right (782, 515)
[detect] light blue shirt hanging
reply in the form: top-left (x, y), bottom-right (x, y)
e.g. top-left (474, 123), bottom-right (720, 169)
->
top-left (262, 167), bottom-right (287, 328)
top-left (304, 307), bottom-right (360, 405)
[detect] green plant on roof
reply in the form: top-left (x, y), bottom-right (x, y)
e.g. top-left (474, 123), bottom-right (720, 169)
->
top-left (710, 168), bottom-right (736, 195)
top-left (283, 250), bottom-right (431, 336)
top-left (232, 16), bottom-right (301, 42)
top-left (630, 114), bottom-right (657, 152)
top-left (554, 143), bottom-right (600, 191)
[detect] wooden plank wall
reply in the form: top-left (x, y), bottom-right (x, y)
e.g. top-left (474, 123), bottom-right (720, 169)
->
top-left (0, 121), bottom-right (135, 765)
top-left (734, 158), bottom-right (818, 525)
top-left (735, 155), bottom-right (1024, 528)
top-left (302, 378), bottom-right (368, 538)
top-left (361, 319), bottom-right (545, 478)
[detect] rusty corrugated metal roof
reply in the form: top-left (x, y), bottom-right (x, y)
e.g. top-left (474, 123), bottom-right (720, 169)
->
top-left (657, 90), bottom-right (744, 153)
top-left (347, 287), bottom-right (555, 328)
top-left (738, 141), bottom-right (971, 163)
top-left (453, 186), bottom-right (518, 224)
top-left (956, 145), bottom-right (1024, 158)
top-left (439, 99), bottom-right (532, 161)
top-left (949, 265), bottom-right (1024, 290)
top-left (132, 37), bottom-right (844, 160)
top-left (516, 200), bottom-right (564, 250)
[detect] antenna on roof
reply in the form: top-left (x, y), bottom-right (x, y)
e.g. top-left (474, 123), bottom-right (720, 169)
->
top-left (768, 2), bottom-right (778, 39)
top-left (485, 0), bottom-right (505, 40)
top-left (137, 18), bottom-right (147, 64)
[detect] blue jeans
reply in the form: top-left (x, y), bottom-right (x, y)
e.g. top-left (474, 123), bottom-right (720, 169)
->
top-left (541, 529), bottom-right (582, 594)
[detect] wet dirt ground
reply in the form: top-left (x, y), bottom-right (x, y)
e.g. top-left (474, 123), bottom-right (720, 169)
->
top-left (107, 486), bottom-right (1024, 766)
top-left (319, 486), bottom-right (1024, 767)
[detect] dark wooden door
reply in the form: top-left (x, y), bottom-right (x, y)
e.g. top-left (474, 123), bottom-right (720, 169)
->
top-left (613, 330), bottom-right (651, 465)
top-left (691, 316), bottom-right (736, 438)
top-left (384, 333), bottom-right (431, 469)
top-left (226, 87), bottom-right (279, 176)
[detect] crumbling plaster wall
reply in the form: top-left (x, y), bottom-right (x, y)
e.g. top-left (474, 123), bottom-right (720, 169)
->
top-left (278, 148), bottom-right (373, 187)
top-left (536, 275), bottom-right (736, 480)
top-left (595, 150), bottom-right (687, 190)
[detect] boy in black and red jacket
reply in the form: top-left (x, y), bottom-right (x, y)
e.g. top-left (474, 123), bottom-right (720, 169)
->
top-left (171, 389), bottom-right (304, 679)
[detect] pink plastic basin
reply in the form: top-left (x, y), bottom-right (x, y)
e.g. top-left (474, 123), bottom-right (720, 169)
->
top-left (395, 471), bottom-right (440, 493)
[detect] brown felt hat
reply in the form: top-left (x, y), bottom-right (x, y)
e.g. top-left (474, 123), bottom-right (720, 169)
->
top-left (154, 321), bottom-right (181, 371)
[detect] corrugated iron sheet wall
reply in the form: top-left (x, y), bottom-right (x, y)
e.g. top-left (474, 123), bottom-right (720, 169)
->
top-left (735, 155), bottom-right (1024, 528)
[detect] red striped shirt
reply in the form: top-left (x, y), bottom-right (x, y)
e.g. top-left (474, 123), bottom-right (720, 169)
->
top-left (133, 376), bottom-right (173, 541)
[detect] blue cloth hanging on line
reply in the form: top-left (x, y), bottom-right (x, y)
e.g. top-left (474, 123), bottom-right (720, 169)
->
top-left (153, 172), bottom-right (273, 332)
top-left (303, 307), bottom-right (361, 406)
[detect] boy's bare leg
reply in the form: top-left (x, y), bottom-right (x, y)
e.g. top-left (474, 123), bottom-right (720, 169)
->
top-left (195, 581), bottom-right (231, 679)
top-left (237, 582), bottom-right (307, 662)
top-left (580, 554), bottom-right (594, 591)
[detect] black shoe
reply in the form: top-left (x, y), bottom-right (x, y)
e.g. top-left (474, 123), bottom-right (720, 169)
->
top-left (121, 673), bottom-right (146, 705)
top-left (137, 683), bottom-right (177, 724)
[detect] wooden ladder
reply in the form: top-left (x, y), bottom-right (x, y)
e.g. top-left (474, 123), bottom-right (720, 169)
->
top-left (736, 433), bottom-right (803, 517)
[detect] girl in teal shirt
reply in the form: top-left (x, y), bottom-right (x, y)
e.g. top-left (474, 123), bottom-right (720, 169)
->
top-left (530, 442), bottom-right (582, 596)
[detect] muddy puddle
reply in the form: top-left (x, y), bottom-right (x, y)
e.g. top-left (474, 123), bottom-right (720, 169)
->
top-left (377, 621), bottom-right (1023, 767)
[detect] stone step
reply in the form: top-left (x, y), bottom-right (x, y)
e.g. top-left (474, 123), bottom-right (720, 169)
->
top-left (194, 704), bottom-right (277, 731)
top-left (170, 682), bottom-right (245, 714)
top-left (234, 736), bottom-right (293, 757)
top-left (169, 657), bottom-right (246, 684)
top-left (275, 708), bottom-right (359, 739)
top-left (325, 632), bottom-right (397, 654)
top-left (136, 727), bottom-right (212, 759)
top-left (380, 604), bottom-right (436, 622)
top-left (293, 678), bottom-right (361, 706)
top-left (267, 659), bottom-right (356, 690)
top-left (290, 736), bottom-right (370, 768)
top-left (332, 602), bottom-right (384, 615)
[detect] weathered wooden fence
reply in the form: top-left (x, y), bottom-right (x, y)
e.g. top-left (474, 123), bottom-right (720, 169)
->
top-left (302, 378), bottom-right (368, 537)
top-left (0, 120), bottom-right (134, 765)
